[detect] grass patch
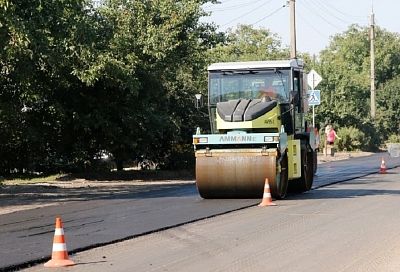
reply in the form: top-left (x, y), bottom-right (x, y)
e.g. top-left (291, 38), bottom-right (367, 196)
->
top-left (3, 174), bottom-right (66, 185)
top-left (1, 169), bottom-right (195, 185)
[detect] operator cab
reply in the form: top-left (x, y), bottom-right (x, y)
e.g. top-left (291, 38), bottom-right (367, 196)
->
top-left (208, 68), bottom-right (290, 104)
top-left (207, 60), bottom-right (307, 134)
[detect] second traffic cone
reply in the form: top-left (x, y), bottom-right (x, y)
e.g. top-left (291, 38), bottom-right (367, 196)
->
top-left (379, 157), bottom-right (387, 174)
top-left (44, 217), bottom-right (75, 268)
top-left (258, 178), bottom-right (276, 207)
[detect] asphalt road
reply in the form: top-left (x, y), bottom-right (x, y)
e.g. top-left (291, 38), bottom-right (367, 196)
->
top-left (1, 153), bottom-right (399, 271)
top-left (24, 164), bottom-right (400, 272)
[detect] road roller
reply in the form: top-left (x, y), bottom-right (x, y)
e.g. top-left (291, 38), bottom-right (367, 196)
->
top-left (193, 59), bottom-right (317, 199)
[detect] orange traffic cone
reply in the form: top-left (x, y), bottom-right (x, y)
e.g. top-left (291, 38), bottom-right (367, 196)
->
top-left (258, 178), bottom-right (276, 207)
top-left (44, 217), bottom-right (75, 268)
top-left (379, 157), bottom-right (387, 174)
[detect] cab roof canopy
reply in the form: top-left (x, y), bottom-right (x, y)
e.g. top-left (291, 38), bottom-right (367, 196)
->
top-left (208, 59), bottom-right (304, 71)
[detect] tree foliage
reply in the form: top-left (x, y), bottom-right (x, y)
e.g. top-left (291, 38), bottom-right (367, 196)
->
top-left (312, 25), bottom-right (400, 149)
top-left (335, 126), bottom-right (368, 151)
top-left (0, 0), bottom-right (216, 175)
top-left (376, 75), bottom-right (400, 139)
top-left (2, 4), bottom-right (400, 175)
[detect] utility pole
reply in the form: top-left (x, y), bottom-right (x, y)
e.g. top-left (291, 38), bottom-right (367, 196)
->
top-left (289, 0), bottom-right (297, 59)
top-left (370, 8), bottom-right (376, 119)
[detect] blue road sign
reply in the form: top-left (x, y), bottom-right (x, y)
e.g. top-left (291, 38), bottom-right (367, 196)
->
top-left (307, 90), bottom-right (321, 106)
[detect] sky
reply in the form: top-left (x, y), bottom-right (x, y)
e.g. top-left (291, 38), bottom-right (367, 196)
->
top-left (201, 0), bottom-right (400, 55)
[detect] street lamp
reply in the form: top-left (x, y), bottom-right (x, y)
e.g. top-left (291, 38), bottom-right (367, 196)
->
top-left (195, 93), bottom-right (203, 109)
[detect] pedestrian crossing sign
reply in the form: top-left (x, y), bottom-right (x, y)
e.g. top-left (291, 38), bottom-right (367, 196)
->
top-left (307, 90), bottom-right (321, 106)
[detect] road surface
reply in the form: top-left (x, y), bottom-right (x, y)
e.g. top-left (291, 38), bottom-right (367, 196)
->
top-left (23, 163), bottom-right (400, 271)
top-left (1, 153), bottom-right (399, 271)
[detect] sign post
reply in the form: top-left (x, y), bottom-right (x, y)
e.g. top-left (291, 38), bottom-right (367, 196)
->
top-left (307, 89), bottom-right (320, 125)
top-left (307, 69), bottom-right (322, 127)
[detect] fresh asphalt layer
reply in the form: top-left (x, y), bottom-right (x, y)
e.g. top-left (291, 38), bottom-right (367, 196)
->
top-left (0, 153), bottom-right (399, 271)
top-left (24, 165), bottom-right (400, 272)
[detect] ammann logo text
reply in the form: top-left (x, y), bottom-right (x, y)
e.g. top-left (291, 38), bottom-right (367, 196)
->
top-left (219, 135), bottom-right (256, 143)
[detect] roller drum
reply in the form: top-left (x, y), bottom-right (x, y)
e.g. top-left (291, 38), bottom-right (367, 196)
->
top-left (195, 149), bottom-right (278, 198)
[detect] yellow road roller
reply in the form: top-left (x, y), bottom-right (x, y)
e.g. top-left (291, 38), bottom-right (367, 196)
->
top-left (193, 59), bottom-right (316, 199)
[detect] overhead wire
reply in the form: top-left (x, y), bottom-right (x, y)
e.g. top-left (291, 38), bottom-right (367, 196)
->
top-left (300, 0), bottom-right (343, 31)
top-left (249, 4), bottom-right (286, 26)
top-left (220, 0), bottom-right (275, 27)
top-left (297, 4), bottom-right (329, 39)
top-left (309, 0), bottom-right (363, 26)
top-left (204, 0), bottom-right (263, 12)
top-left (202, 0), bottom-right (238, 9)
top-left (319, 0), bottom-right (367, 20)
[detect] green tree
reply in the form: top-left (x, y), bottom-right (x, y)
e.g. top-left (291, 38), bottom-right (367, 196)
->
top-left (0, 0), bottom-right (95, 173)
top-left (75, 0), bottom-right (217, 170)
top-left (376, 75), bottom-right (400, 140)
top-left (312, 25), bottom-right (400, 149)
top-left (0, 0), bottom-right (218, 174)
top-left (316, 25), bottom-right (370, 125)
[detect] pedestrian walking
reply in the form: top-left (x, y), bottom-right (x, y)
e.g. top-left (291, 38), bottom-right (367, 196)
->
top-left (325, 124), bottom-right (340, 156)
top-left (325, 124), bottom-right (340, 145)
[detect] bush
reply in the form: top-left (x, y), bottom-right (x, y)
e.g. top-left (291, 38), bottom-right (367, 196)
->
top-left (386, 134), bottom-right (400, 143)
top-left (335, 126), bottom-right (368, 151)
top-left (160, 144), bottom-right (195, 170)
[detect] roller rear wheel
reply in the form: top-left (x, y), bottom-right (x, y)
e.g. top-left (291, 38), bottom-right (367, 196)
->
top-left (270, 153), bottom-right (288, 199)
top-left (289, 143), bottom-right (314, 193)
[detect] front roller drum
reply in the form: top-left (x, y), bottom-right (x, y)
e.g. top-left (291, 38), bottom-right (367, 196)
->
top-left (195, 149), bottom-right (288, 199)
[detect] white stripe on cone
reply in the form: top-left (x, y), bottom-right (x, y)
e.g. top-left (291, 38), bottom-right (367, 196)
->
top-left (263, 192), bottom-right (272, 198)
top-left (54, 228), bottom-right (64, 235)
top-left (52, 243), bottom-right (67, 252)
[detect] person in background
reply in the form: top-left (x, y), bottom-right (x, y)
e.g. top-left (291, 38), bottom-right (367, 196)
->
top-left (325, 124), bottom-right (340, 145)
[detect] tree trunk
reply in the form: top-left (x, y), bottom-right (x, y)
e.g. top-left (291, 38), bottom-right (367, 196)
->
top-left (116, 159), bottom-right (124, 171)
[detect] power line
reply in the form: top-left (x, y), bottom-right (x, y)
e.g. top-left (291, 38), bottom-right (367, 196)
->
top-left (300, 0), bottom-right (343, 31)
top-left (249, 4), bottom-right (286, 26)
top-left (297, 5), bottom-right (328, 39)
top-left (202, 0), bottom-right (238, 9)
top-left (309, 0), bottom-right (362, 26)
top-left (220, 0), bottom-right (275, 27)
top-left (204, 0), bottom-right (263, 12)
top-left (320, 0), bottom-right (367, 20)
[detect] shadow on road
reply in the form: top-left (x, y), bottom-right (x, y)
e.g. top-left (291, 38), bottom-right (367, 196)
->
top-left (0, 182), bottom-right (197, 211)
top-left (59, 169), bottom-right (194, 181)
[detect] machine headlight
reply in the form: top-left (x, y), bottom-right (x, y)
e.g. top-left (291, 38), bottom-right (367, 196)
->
top-left (193, 137), bottom-right (208, 144)
top-left (264, 136), bottom-right (279, 143)
top-left (264, 136), bottom-right (273, 142)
